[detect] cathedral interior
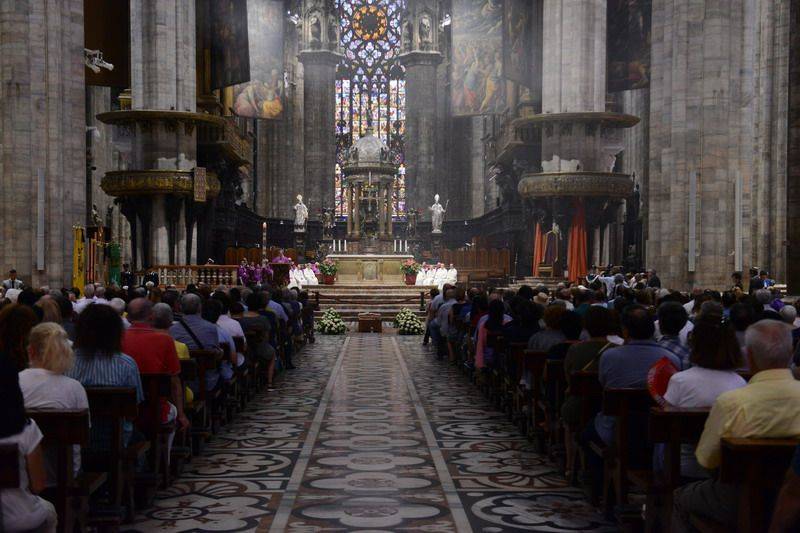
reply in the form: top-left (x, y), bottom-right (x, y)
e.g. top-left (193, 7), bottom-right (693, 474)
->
top-left (0, 0), bottom-right (797, 289)
top-left (5, 3), bottom-right (800, 533)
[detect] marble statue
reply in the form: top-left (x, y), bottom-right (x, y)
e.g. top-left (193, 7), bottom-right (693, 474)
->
top-left (309, 15), bottom-right (322, 48)
top-left (293, 194), bottom-right (308, 231)
top-left (327, 15), bottom-right (338, 50)
top-left (429, 194), bottom-right (446, 234)
top-left (322, 207), bottom-right (335, 239)
top-left (406, 208), bottom-right (418, 237)
top-left (91, 204), bottom-right (103, 227)
top-left (419, 14), bottom-right (432, 48)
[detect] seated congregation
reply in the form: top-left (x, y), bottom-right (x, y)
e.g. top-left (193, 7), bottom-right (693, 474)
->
top-left (0, 282), bottom-right (315, 532)
top-left (423, 280), bottom-right (800, 532)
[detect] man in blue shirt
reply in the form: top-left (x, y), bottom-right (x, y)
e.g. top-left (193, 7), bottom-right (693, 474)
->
top-left (594, 304), bottom-right (681, 444)
top-left (656, 301), bottom-right (690, 368)
top-left (169, 293), bottom-right (222, 390)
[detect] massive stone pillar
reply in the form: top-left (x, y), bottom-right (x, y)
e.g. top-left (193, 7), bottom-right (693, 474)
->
top-left (299, 50), bottom-right (339, 218)
top-left (298, 0), bottom-right (342, 220)
top-left (0, 0), bottom-right (86, 287)
top-left (399, 0), bottom-right (441, 218)
top-left (647, 0), bottom-right (789, 289)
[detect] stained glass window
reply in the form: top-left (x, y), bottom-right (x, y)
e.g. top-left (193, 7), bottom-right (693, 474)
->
top-left (335, 0), bottom-right (406, 217)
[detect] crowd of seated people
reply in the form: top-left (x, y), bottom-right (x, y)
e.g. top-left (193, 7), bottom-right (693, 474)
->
top-left (424, 272), bottom-right (800, 532)
top-left (0, 279), bottom-right (316, 531)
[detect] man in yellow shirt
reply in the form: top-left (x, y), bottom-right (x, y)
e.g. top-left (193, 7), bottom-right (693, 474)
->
top-left (672, 320), bottom-right (800, 532)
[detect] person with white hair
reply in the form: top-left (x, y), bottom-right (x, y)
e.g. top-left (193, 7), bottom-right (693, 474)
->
top-left (73, 284), bottom-right (95, 313)
top-left (109, 297), bottom-right (130, 328)
top-left (672, 320), bottom-right (800, 532)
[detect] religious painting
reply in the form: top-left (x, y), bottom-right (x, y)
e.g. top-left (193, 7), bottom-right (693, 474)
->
top-left (451, 0), bottom-right (506, 116)
top-left (607, 0), bottom-right (652, 92)
top-left (502, 0), bottom-right (532, 87)
top-left (209, 0), bottom-right (250, 90)
top-left (232, 0), bottom-right (285, 119)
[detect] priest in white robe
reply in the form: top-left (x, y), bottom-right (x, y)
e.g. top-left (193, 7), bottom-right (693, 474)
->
top-left (415, 263), bottom-right (428, 286)
top-left (433, 263), bottom-right (448, 291)
top-left (302, 264), bottom-right (319, 285)
top-left (446, 263), bottom-right (458, 286)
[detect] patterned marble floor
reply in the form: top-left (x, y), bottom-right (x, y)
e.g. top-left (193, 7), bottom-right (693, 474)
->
top-left (126, 334), bottom-right (615, 532)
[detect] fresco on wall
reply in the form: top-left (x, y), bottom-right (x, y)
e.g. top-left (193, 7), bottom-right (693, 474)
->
top-left (502, 0), bottom-right (532, 87)
top-left (451, 0), bottom-right (506, 116)
top-left (607, 0), bottom-right (651, 92)
top-left (233, 0), bottom-right (285, 119)
top-left (209, 0), bottom-right (251, 89)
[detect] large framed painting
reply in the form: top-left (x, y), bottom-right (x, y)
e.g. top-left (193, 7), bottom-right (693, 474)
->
top-left (209, 0), bottom-right (251, 90)
top-left (502, 0), bottom-right (532, 87)
top-left (607, 0), bottom-right (652, 92)
top-left (232, 0), bottom-right (285, 119)
top-left (451, 0), bottom-right (507, 116)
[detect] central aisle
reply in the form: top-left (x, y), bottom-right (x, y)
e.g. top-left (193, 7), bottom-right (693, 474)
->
top-left (130, 334), bottom-right (614, 532)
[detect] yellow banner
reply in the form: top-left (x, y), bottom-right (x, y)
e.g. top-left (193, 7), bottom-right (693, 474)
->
top-left (72, 226), bottom-right (85, 293)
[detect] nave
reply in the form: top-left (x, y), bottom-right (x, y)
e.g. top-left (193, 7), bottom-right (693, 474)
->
top-left (128, 334), bottom-right (613, 532)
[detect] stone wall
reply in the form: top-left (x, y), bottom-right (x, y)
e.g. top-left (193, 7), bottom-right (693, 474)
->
top-left (0, 0), bottom-right (86, 287)
top-left (647, 0), bottom-right (789, 290)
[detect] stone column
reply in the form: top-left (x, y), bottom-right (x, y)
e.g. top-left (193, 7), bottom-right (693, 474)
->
top-left (386, 180), bottom-right (394, 239)
top-left (346, 183), bottom-right (353, 236)
top-left (399, 50), bottom-right (442, 219)
top-left (0, 0), bottom-right (86, 287)
top-left (378, 184), bottom-right (386, 237)
top-left (130, 0), bottom-right (197, 266)
top-left (299, 50), bottom-right (341, 219)
top-left (353, 182), bottom-right (362, 238)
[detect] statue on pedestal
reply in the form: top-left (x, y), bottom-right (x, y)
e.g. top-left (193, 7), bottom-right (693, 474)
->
top-left (406, 208), bottom-right (419, 237)
top-left (293, 194), bottom-right (308, 232)
top-left (429, 194), bottom-right (447, 234)
top-left (321, 207), bottom-right (335, 239)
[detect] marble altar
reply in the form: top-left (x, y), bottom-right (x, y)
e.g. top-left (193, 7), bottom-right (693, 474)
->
top-left (327, 254), bottom-right (413, 283)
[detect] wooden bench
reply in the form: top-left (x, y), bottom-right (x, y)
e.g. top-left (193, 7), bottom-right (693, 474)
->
top-left (0, 442), bottom-right (20, 489)
top-left (139, 373), bottom-right (175, 488)
top-left (720, 437), bottom-right (799, 533)
top-left (566, 371), bottom-right (603, 485)
top-left (596, 388), bottom-right (655, 514)
top-left (628, 406), bottom-right (710, 532)
top-left (522, 349), bottom-right (547, 448)
top-left (27, 408), bottom-right (106, 533)
top-left (84, 387), bottom-right (146, 523)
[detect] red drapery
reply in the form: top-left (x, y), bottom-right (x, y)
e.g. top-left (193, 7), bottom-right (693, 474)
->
top-left (532, 222), bottom-right (543, 276)
top-left (567, 200), bottom-right (588, 282)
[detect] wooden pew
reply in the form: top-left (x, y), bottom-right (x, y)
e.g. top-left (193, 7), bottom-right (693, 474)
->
top-left (0, 444), bottom-right (19, 488)
top-left (522, 350), bottom-right (547, 449)
top-left (541, 358), bottom-right (568, 463)
top-left (179, 357), bottom-right (205, 455)
top-left (719, 437), bottom-right (799, 533)
top-left (564, 371), bottom-right (603, 485)
top-left (26, 408), bottom-right (106, 533)
top-left (139, 373), bottom-right (174, 488)
top-left (597, 388), bottom-right (655, 514)
top-left (189, 349), bottom-right (223, 434)
top-left (83, 387), bottom-right (146, 523)
top-left (629, 406), bottom-right (710, 532)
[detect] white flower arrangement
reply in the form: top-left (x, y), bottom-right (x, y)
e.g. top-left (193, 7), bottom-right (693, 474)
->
top-left (317, 308), bottom-right (348, 335)
top-left (394, 308), bottom-right (425, 335)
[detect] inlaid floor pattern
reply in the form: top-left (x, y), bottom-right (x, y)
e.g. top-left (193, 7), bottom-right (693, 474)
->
top-left (127, 334), bottom-right (615, 532)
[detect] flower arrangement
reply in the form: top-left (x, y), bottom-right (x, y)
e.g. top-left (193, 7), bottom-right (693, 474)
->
top-left (394, 308), bottom-right (425, 335)
top-left (318, 308), bottom-right (347, 335)
top-left (400, 259), bottom-right (421, 276)
top-left (319, 258), bottom-right (338, 276)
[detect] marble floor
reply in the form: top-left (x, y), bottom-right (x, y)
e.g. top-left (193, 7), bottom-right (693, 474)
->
top-left (127, 334), bottom-right (615, 532)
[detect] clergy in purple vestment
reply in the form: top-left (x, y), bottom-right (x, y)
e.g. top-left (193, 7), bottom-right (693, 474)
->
top-left (237, 260), bottom-right (249, 285)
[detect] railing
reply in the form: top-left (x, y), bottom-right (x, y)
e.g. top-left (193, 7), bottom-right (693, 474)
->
top-left (196, 116), bottom-right (252, 165)
top-left (139, 265), bottom-right (239, 288)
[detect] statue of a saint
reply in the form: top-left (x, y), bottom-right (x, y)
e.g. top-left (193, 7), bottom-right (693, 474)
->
top-left (406, 208), bottom-right (418, 237)
top-left (418, 14), bottom-right (432, 49)
top-left (294, 194), bottom-right (309, 231)
top-left (309, 15), bottom-right (322, 48)
top-left (429, 194), bottom-right (447, 234)
top-left (322, 207), bottom-right (335, 239)
top-left (91, 204), bottom-right (103, 228)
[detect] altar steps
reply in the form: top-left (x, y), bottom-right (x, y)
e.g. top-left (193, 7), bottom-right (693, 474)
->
top-left (309, 283), bottom-right (431, 320)
top-left (506, 276), bottom-right (568, 293)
